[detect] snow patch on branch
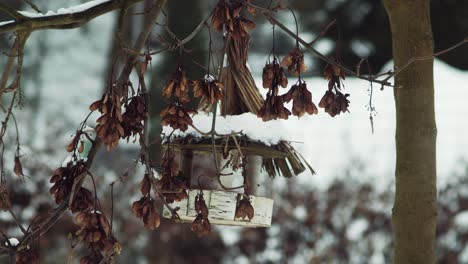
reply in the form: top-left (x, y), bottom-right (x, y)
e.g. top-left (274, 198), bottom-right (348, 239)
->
top-left (5, 238), bottom-right (19, 247)
top-left (0, 20), bottom-right (14, 26)
top-left (18, 0), bottom-right (112, 18)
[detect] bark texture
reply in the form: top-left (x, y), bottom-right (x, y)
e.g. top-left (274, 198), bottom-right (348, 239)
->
top-left (383, 1), bottom-right (437, 263)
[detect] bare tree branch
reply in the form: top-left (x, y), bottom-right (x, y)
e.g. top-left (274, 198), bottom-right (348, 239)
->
top-left (114, 0), bottom-right (167, 96)
top-left (0, 31), bottom-right (30, 101)
top-left (22, 0), bottom-right (43, 14)
top-left (0, 0), bottom-right (146, 34)
top-left (0, 3), bottom-right (26, 20)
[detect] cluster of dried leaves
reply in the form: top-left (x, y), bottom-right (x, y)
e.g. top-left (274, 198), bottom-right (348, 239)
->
top-left (258, 43), bottom-right (350, 121)
top-left (259, 58), bottom-right (290, 121)
top-left (90, 91), bottom-right (124, 150)
top-left (13, 154), bottom-right (24, 178)
top-left (75, 211), bottom-right (121, 264)
top-left (283, 81), bottom-right (318, 117)
top-left (161, 65), bottom-right (226, 131)
top-left (48, 127), bottom-right (122, 263)
top-left (193, 75), bottom-right (224, 107)
top-left (160, 65), bottom-right (197, 131)
top-left (132, 196), bottom-right (161, 230)
top-left (90, 83), bottom-right (147, 149)
top-left (49, 161), bottom-right (87, 205)
top-left (160, 103), bottom-right (197, 132)
top-left (121, 95), bottom-right (147, 141)
top-left (212, 0), bottom-right (256, 39)
top-left (282, 47), bottom-right (307, 76)
top-left (319, 62), bottom-right (349, 117)
top-left (235, 196), bottom-right (254, 220)
top-left (191, 192), bottom-right (211, 237)
top-left (259, 47), bottom-right (318, 121)
top-left (15, 248), bottom-right (39, 264)
top-left (156, 149), bottom-right (188, 203)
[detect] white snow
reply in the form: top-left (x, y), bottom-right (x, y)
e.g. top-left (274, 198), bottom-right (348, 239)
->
top-left (346, 218), bottom-right (369, 241)
top-left (293, 206), bottom-right (307, 221)
top-left (162, 112), bottom-right (288, 146)
top-left (454, 211), bottom-right (468, 231)
top-left (0, 20), bottom-right (14, 27)
top-left (460, 245), bottom-right (468, 263)
top-left (5, 238), bottom-right (19, 247)
top-left (218, 226), bottom-right (241, 246)
top-left (18, 0), bottom-right (111, 18)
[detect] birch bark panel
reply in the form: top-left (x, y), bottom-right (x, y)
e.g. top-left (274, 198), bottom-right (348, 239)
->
top-left (162, 190), bottom-right (273, 227)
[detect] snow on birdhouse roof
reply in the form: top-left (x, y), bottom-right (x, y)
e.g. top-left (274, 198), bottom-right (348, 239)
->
top-left (161, 112), bottom-right (290, 146)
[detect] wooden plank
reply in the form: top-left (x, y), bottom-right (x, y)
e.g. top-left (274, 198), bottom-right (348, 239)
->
top-left (162, 189), bottom-right (273, 227)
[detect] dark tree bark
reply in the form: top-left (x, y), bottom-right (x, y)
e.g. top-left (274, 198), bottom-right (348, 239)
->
top-left (383, 0), bottom-right (437, 263)
top-left (147, 0), bottom-right (206, 164)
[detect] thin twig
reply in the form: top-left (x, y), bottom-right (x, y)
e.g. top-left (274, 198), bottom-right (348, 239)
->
top-left (0, 3), bottom-right (26, 20)
top-left (22, 0), bottom-right (43, 14)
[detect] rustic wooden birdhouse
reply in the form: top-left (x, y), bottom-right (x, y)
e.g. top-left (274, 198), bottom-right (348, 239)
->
top-left (161, 36), bottom-right (309, 228)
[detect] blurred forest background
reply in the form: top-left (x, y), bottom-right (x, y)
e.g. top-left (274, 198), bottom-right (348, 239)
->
top-left (1, 0), bottom-right (468, 263)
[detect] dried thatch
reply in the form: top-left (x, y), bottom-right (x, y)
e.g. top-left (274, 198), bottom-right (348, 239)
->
top-left (191, 36), bottom-right (312, 178)
top-left (165, 135), bottom-right (311, 178)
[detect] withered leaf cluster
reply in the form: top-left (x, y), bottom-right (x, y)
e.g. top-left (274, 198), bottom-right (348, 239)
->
top-left (283, 81), bottom-right (318, 117)
top-left (80, 252), bottom-right (108, 264)
top-left (132, 196), bottom-right (161, 230)
top-left (211, 0), bottom-right (255, 39)
top-left (139, 173), bottom-right (151, 196)
top-left (121, 95), bottom-right (147, 141)
top-left (258, 93), bottom-right (291, 121)
top-left (162, 66), bottom-right (191, 103)
top-left (161, 65), bottom-right (197, 132)
top-left (160, 103), bottom-right (197, 132)
top-left (281, 47), bottom-right (307, 76)
top-left (259, 59), bottom-right (292, 121)
top-left (156, 150), bottom-right (188, 203)
top-left (90, 82), bottom-right (148, 149)
top-left (90, 91), bottom-right (124, 150)
top-left (191, 193), bottom-right (211, 237)
top-left (15, 248), bottom-right (39, 264)
top-left (14, 155), bottom-right (24, 178)
top-left (319, 61), bottom-right (350, 117)
top-left (235, 196), bottom-right (254, 220)
top-left (262, 59), bottom-right (288, 93)
top-left (75, 211), bottom-right (120, 263)
top-left (49, 161), bottom-right (86, 205)
top-left (319, 90), bottom-right (350, 117)
top-left (70, 187), bottom-right (94, 214)
top-left (324, 62), bottom-right (346, 90)
top-left (192, 75), bottom-right (224, 106)
top-left (66, 131), bottom-right (83, 153)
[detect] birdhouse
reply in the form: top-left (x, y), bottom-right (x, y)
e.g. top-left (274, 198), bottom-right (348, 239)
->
top-left (161, 130), bottom-right (307, 227)
top-left (160, 36), bottom-right (310, 228)
top-left (159, 36), bottom-right (312, 229)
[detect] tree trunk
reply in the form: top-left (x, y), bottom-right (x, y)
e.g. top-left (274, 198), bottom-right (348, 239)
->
top-left (383, 1), bottom-right (437, 263)
top-left (147, 0), bottom-right (206, 164)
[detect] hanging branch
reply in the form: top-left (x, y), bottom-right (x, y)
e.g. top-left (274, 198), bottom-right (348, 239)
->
top-left (0, 31), bottom-right (30, 101)
top-left (22, 0), bottom-right (43, 14)
top-left (114, 0), bottom-right (167, 96)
